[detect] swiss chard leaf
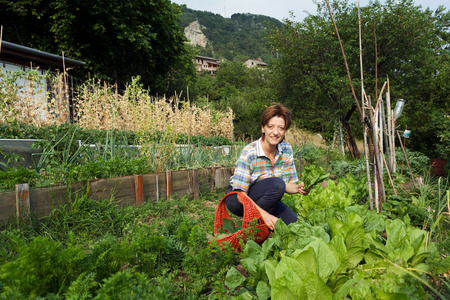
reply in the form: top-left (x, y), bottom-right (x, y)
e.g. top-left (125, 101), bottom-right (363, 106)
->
top-left (302, 165), bottom-right (330, 189)
top-left (225, 267), bottom-right (246, 290)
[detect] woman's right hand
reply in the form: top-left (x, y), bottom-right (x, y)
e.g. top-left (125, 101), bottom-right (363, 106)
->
top-left (261, 211), bottom-right (278, 231)
top-left (238, 191), bottom-right (278, 231)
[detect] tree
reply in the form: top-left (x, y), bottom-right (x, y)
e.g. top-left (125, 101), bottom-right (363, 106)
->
top-left (266, 0), bottom-right (449, 157)
top-left (0, 0), bottom-right (196, 94)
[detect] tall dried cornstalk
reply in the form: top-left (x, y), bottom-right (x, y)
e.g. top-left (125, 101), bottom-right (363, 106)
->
top-left (1, 71), bottom-right (234, 141)
top-left (73, 79), bottom-right (234, 140)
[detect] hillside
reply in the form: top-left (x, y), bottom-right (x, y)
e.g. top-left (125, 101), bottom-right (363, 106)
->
top-left (179, 8), bottom-right (284, 63)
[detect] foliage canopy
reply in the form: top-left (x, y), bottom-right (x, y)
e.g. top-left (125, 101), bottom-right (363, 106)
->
top-left (0, 0), bottom-right (196, 94)
top-left (266, 0), bottom-right (450, 157)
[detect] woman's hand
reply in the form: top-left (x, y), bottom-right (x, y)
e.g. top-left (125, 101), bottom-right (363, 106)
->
top-left (286, 182), bottom-right (311, 195)
top-left (237, 191), bottom-right (278, 231)
top-left (297, 182), bottom-right (311, 196)
top-left (261, 211), bottom-right (278, 231)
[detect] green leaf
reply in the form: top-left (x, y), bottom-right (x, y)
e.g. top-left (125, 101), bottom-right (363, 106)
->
top-left (347, 246), bottom-right (365, 269)
top-left (385, 219), bottom-right (407, 251)
top-left (302, 165), bottom-right (330, 189)
top-left (271, 269), bottom-right (306, 300)
top-left (241, 241), bottom-right (263, 277)
top-left (304, 239), bottom-right (339, 282)
top-left (256, 281), bottom-right (271, 300)
top-left (264, 259), bottom-right (278, 286)
top-left (329, 234), bottom-right (349, 274)
top-left (333, 278), bottom-right (358, 299)
top-left (349, 280), bottom-right (376, 300)
top-left (225, 267), bottom-right (246, 290)
top-left (220, 218), bottom-right (238, 233)
top-left (329, 217), bottom-right (347, 239)
top-left (363, 210), bottom-right (386, 233)
top-left (345, 225), bottom-right (365, 250)
top-left (303, 272), bottom-right (333, 300)
top-left (276, 257), bottom-right (303, 280)
top-left (291, 247), bottom-right (317, 280)
top-left (273, 219), bottom-right (289, 248)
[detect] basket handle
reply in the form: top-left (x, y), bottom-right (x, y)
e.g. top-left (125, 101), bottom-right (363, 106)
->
top-left (214, 191), bottom-right (265, 235)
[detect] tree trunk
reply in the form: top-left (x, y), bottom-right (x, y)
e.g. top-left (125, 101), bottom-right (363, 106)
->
top-left (341, 104), bottom-right (360, 159)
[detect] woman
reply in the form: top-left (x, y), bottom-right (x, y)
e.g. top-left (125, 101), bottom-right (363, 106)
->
top-left (225, 103), bottom-right (309, 231)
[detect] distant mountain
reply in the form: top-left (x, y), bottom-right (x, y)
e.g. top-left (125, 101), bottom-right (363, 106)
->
top-left (179, 7), bottom-right (284, 63)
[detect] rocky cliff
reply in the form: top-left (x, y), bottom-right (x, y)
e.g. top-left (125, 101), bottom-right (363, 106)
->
top-left (184, 21), bottom-right (209, 48)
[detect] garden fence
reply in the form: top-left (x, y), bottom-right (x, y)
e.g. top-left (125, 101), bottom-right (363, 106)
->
top-left (0, 167), bottom-right (234, 224)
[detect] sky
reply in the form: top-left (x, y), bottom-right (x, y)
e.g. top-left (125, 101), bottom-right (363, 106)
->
top-left (171, 0), bottom-right (446, 22)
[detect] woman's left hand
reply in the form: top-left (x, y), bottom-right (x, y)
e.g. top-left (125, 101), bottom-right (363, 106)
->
top-left (298, 182), bottom-right (311, 196)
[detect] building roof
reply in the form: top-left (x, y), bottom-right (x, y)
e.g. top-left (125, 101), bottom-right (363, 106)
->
top-left (195, 55), bottom-right (220, 63)
top-left (0, 40), bottom-right (85, 71)
top-left (244, 59), bottom-right (268, 67)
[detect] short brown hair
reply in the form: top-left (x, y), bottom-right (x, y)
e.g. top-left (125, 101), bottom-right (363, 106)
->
top-left (260, 103), bottom-right (292, 130)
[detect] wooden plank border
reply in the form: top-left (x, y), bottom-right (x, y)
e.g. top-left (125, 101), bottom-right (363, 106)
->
top-left (0, 166), bottom-right (235, 222)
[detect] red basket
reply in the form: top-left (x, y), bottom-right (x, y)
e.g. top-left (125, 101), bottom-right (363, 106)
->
top-left (213, 191), bottom-right (270, 252)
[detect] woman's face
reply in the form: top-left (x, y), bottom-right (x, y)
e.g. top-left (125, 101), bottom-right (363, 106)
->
top-left (262, 116), bottom-right (286, 147)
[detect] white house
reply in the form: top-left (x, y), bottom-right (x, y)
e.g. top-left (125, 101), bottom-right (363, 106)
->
top-left (0, 40), bottom-right (85, 121)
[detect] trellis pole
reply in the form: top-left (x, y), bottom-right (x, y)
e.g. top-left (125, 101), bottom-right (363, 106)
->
top-left (358, 1), bottom-right (373, 209)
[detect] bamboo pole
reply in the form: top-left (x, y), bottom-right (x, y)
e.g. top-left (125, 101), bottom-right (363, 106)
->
top-left (383, 91), bottom-right (391, 172)
top-left (373, 17), bottom-right (378, 101)
top-left (388, 77), bottom-right (397, 173)
top-left (367, 95), bottom-right (379, 211)
top-left (358, 2), bottom-right (373, 209)
top-left (386, 80), bottom-right (393, 171)
top-left (362, 91), bottom-right (374, 209)
top-left (0, 26), bottom-right (3, 54)
top-left (373, 101), bottom-right (387, 203)
top-left (366, 94), bottom-right (386, 210)
top-left (339, 123), bottom-right (345, 156)
top-left (391, 104), bottom-right (396, 172)
top-left (378, 139), bottom-right (397, 195)
top-left (325, 0), bottom-right (363, 120)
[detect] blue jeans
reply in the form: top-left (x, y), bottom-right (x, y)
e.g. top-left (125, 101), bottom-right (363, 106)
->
top-left (225, 177), bottom-right (297, 225)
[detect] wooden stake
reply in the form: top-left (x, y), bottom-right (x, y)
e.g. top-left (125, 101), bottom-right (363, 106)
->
top-left (397, 130), bottom-right (415, 186)
top-left (378, 139), bottom-right (397, 195)
top-left (358, 4), bottom-right (374, 209)
top-left (16, 184), bottom-right (30, 222)
top-left (135, 175), bottom-right (144, 205)
top-left (191, 169), bottom-right (199, 199)
top-left (166, 170), bottom-right (173, 198)
top-left (362, 90), bottom-right (374, 209)
top-left (373, 16), bottom-right (378, 101)
top-left (0, 26), bottom-right (3, 54)
top-left (367, 94), bottom-right (386, 210)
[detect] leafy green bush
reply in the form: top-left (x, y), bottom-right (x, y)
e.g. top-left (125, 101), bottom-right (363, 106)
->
top-left (283, 173), bottom-right (368, 223)
top-left (395, 147), bottom-right (430, 176)
top-left (0, 166), bottom-right (38, 190)
top-left (330, 158), bottom-right (366, 178)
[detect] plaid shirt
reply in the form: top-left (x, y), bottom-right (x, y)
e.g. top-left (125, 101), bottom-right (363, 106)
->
top-left (230, 138), bottom-right (298, 192)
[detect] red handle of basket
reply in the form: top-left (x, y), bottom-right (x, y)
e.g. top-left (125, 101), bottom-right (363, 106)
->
top-left (214, 191), bottom-right (266, 235)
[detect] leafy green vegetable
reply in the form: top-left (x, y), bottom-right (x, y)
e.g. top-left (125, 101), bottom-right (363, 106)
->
top-left (302, 165), bottom-right (330, 189)
top-left (225, 266), bottom-right (246, 290)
